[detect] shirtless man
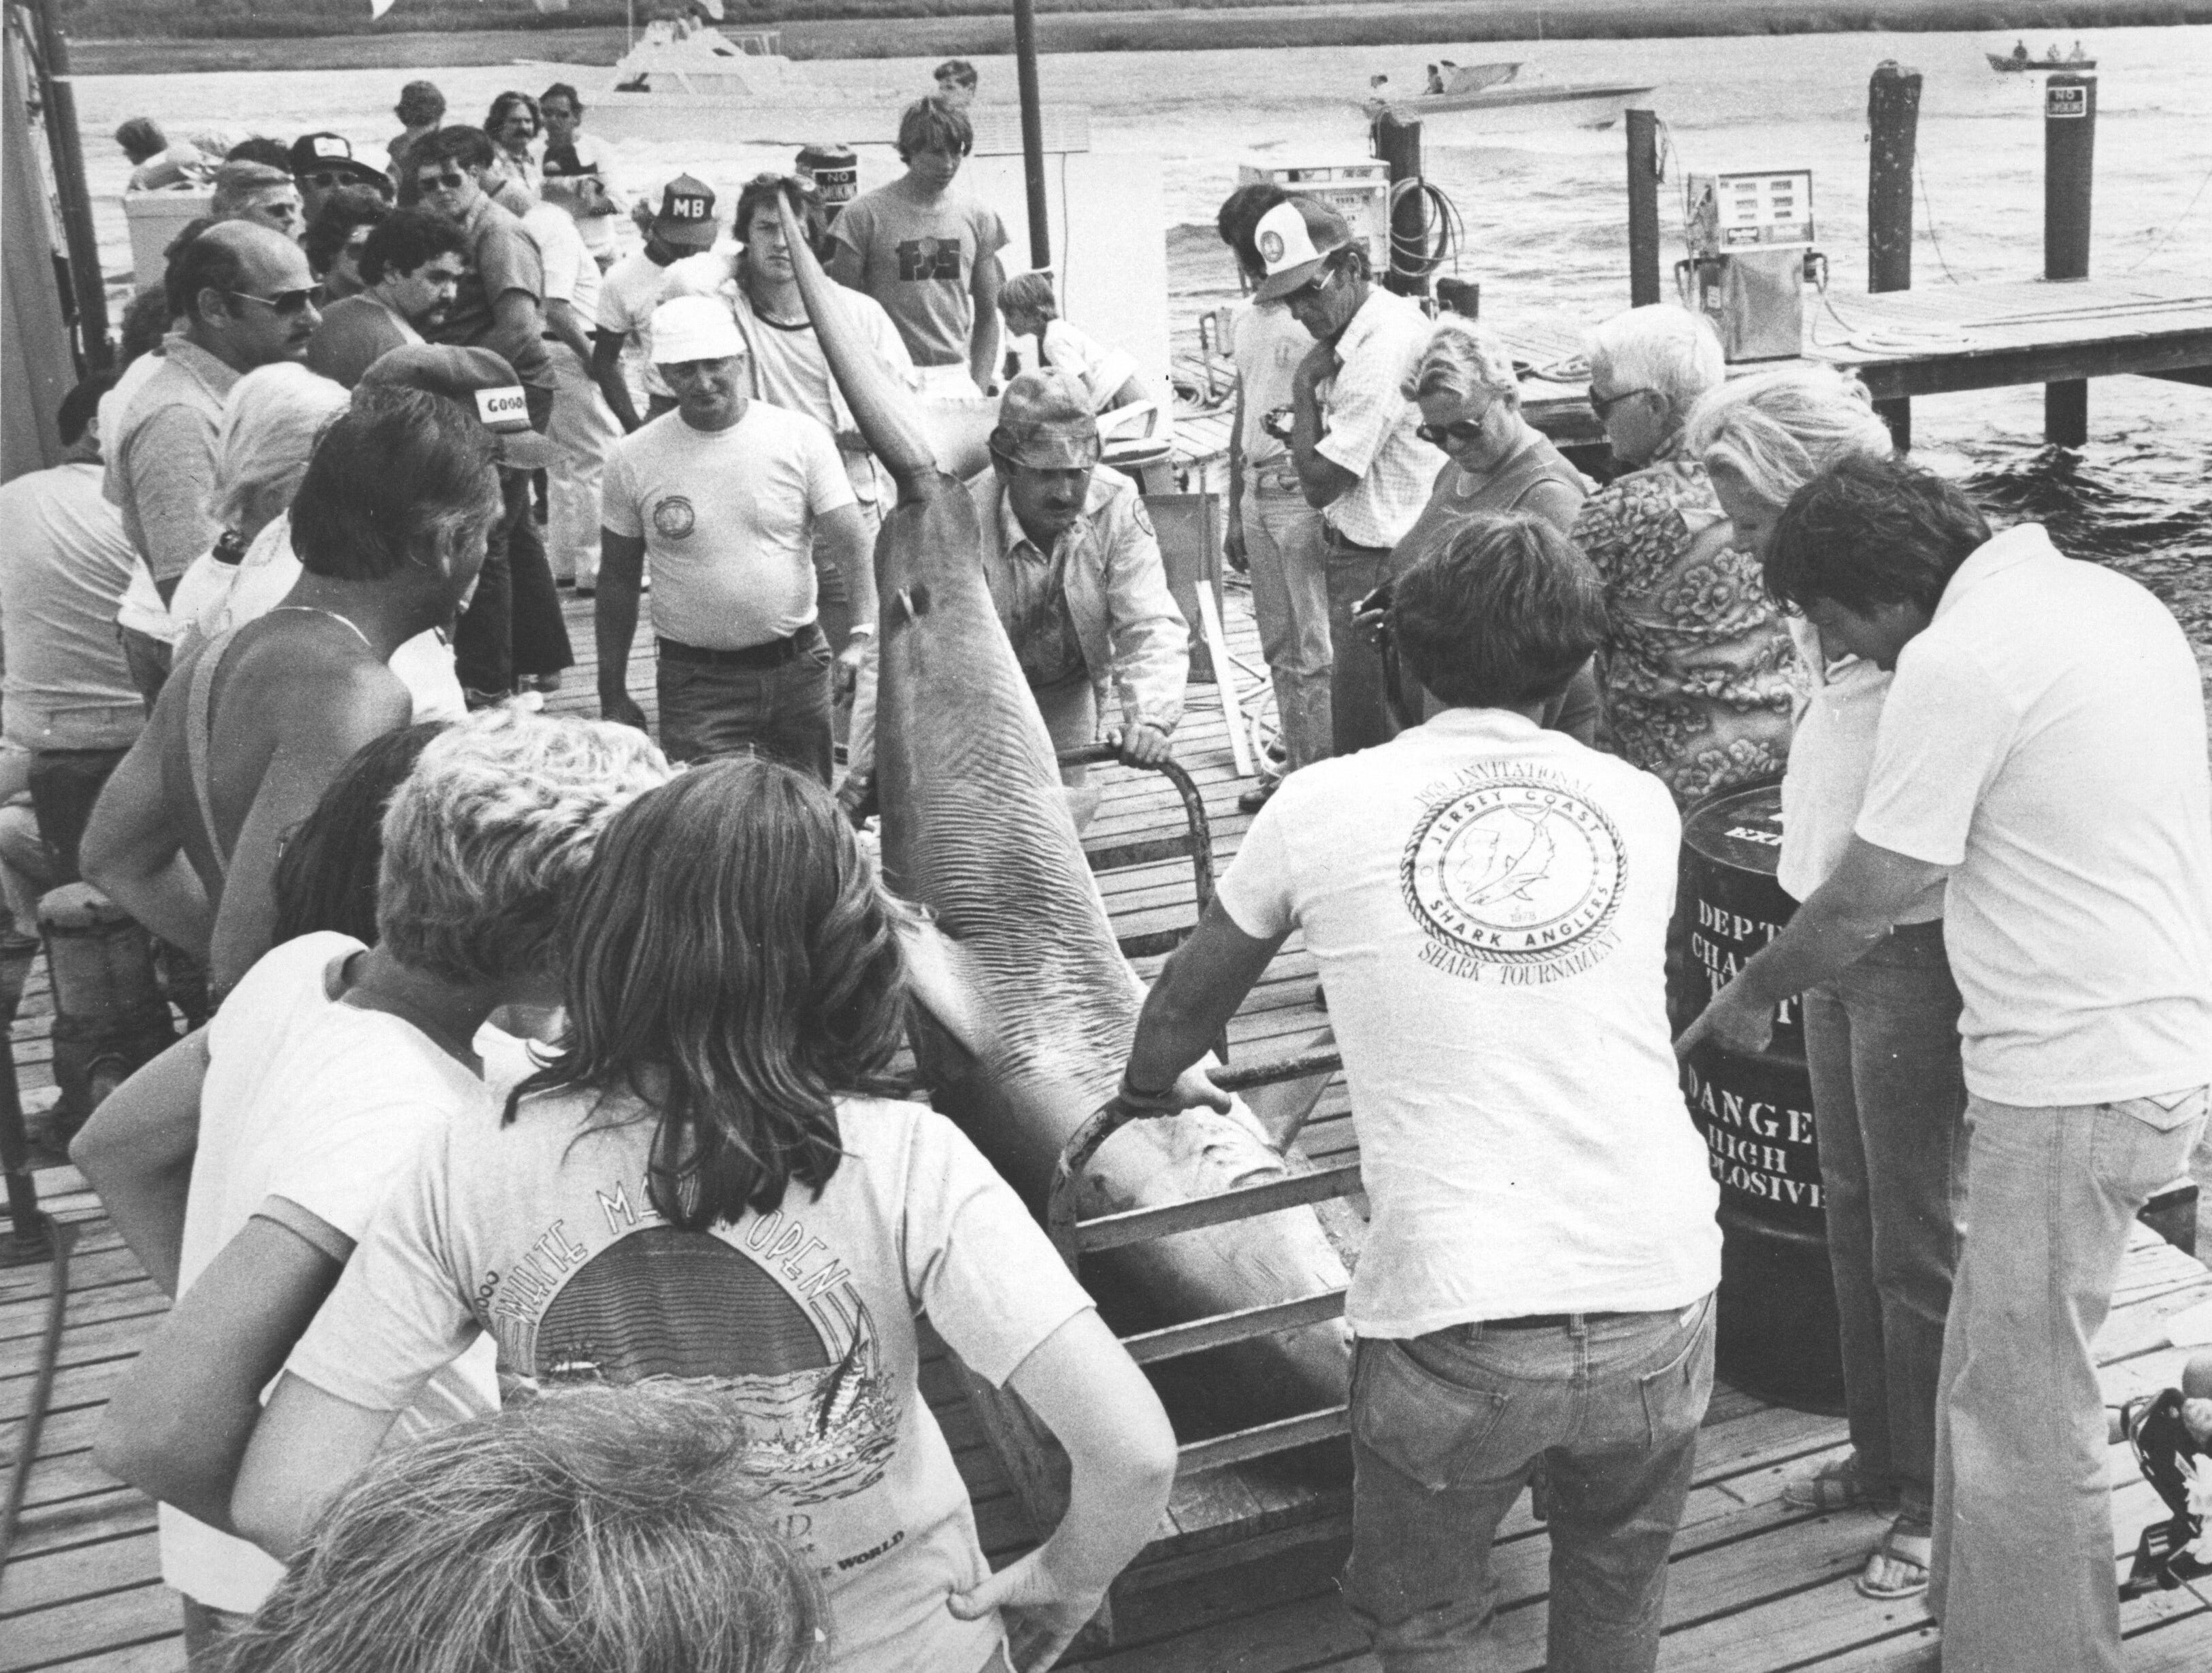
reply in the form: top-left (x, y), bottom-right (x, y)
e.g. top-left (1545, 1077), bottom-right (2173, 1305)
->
top-left (82, 375), bottom-right (511, 995)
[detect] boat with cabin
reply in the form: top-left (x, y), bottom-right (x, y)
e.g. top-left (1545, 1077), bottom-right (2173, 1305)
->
top-left (524, 25), bottom-right (878, 143)
top-left (1363, 59), bottom-right (1659, 139)
top-left (1988, 43), bottom-right (2096, 71)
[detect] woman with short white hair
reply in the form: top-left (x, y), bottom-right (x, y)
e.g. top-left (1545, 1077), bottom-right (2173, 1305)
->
top-left (1571, 304), bottom-right (1796, 804)
top-left (1382, 317), bottom-right (1600, 739)
top-left (1686, 365), bottom-right (1960, 1607)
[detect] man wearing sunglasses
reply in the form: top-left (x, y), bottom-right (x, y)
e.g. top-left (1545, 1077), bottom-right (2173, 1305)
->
top-left (287, 132), bottom-right (394, 225)
top-left (105, 222), bottom-right (322, 708)
top-left (1252, 197), bottom-right (1443, 762)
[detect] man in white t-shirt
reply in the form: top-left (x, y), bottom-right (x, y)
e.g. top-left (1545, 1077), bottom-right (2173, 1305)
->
top-left (591, 176), bottom-right (720, 437)
top-left (1681, 454), bottom-right (2212, 1673)
top-left (597, 297), bottom-right (875, 783)
top-left (536, 82), bottom-right (627, 267)
top-left (1254, 196), bottom-right (1446, 760)
top-left (1123, 516), bottom-right (1721, 1672)
top-left (524, 178), bottom-right (622, 590)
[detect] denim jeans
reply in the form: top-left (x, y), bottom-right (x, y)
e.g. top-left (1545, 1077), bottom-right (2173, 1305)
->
top-left (1802, 921), bottom-right (1967, 1518)
top-left (655, 627), bottom-right (834, 784)
top-left (1242, 481), bottom-right (1334, 774)
top-left (1930, 1087), bottom-right (2210, 1673)
top-left (1342, 1294), bottom-right (1716, 1672)
top-left (1323, 532), bottom-right (1393, 757)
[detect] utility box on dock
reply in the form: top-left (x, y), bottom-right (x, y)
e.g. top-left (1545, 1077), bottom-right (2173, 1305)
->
top-left (1237, 158), bottom-right (1390, 279)
top-left (123, 188), bottom-right (212, 290)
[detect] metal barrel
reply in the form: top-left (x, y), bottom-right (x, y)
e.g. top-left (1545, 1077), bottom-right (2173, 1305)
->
top-left (1672, 782), bottom-right (1843, 1411)
top-left (795, 143), bottom-right (858, 221)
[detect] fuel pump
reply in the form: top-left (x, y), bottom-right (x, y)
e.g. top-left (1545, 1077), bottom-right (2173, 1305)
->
top-left (1676, 169), bottom-right (1826, 361)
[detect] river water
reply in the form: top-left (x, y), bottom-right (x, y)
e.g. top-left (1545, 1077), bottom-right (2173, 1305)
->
top-left (68, 23), bottom-right (2212, 626)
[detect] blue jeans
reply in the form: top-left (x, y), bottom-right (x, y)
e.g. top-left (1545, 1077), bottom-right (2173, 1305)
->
top-left (1930, 1087), bottom-right (2209, 1673)
top-left (1242, 481), bottom-right (1333, 774)
top-left (655, 627), bottom-right (834, 784)
top-left (1323, 532), bottom-right (1393, 757)
top-left (1802, 921), bottom-right (1967, 1518)
top-left (1342, 1295), bottom-right (1716, 1672)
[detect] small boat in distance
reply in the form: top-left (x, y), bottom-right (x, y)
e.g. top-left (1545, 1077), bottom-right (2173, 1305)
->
top-left (530, 25), bottom-right (882, 142)
top-left (1364, 61), bottom-right (1658, 139)
top-left (1988, 42), bottom-right (2096, 72)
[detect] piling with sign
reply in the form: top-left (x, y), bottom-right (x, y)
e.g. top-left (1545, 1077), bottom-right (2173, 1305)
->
top-left (1672, 783), bottom-right (1844, 1411)
top-left (2045, 71), bottom-right (2096, 446)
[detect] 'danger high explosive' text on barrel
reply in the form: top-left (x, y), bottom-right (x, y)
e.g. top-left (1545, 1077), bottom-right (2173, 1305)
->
top-left (1675, 782), bottom-right (1843, 1411)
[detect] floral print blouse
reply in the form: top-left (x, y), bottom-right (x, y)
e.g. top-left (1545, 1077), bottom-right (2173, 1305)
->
top-left (1570, 440), bottom-right (1798, 808)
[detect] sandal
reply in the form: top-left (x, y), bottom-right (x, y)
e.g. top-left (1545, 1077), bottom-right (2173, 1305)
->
top-left (1782, 1454), bottom-right (1900, 1514)
top-left (1855, 1514), bottom-right (1932, 1602)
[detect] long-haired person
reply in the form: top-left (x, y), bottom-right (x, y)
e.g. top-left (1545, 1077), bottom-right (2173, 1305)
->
top-left (233, 759), bottom-right (1178, 1673)
top-left (210, 1382), bottom-right (827, 1673)
top-left (1684, 369), bottom-right (1958, 1601)
top-left (89, 710), bottom-right (669, 1655)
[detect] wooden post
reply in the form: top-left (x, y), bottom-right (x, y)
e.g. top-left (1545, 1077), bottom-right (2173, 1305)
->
top-left (23, 0), bottom-right (110, 371)
top-left (1866, 61), bottom-right (1921, 452)
top-left (1625, 108), bottom-right (1660, 308)
top-left (1372, 114), bottom-right (1428, 298)
top-left (1010, 0), bottom-right (1051, 270)
top-left (2044, 72), bottom-right (2096, 447)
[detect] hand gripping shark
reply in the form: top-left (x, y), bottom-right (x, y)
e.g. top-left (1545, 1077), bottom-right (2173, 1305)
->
top-left (778, 194), bottom-right (1352, 1429)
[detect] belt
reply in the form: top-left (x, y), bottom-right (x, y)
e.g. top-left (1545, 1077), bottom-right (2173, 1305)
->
top-left (1480, 1312), bottom-right (1634, 1331)
top-left (1250, 466), bottom-right (1302, 492)
top-left (657, 624), bottom-right (821, 669)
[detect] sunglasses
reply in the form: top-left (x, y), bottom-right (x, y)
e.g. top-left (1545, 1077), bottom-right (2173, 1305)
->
top-left (227, 286), bottom-right (325, 318)
top-left (1279, 270), bottom-right (1332, 308)
top-left (418, 171), bottom-right (470, 192)
top-left (1589, 386), bottom-right (1654, 420)
top-left (1415, 418), bottom-right (1488, 446)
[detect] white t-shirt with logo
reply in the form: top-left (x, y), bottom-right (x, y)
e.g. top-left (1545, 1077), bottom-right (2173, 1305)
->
top-left (1214, 707), bottom-right (1721, 1337)
top-left (601, 403), bottom-right (855, 651)
top-left (1855, 522), bottom-right (2212, 1105)
top-left (160, 933), bottom-right (503, 1613)
top-left (286, 1088), bottom-right (1092, 1673)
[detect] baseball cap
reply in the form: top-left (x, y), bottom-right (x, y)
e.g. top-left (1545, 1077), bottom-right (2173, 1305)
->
top-left (653, 175), bottom-right (720, 250)
top-left (287, 132), bottom-right (393, 195)
top-left (356, 344), bottom-right (554, 471)
top-left (1251, 197), bottom-right (1353, 303)
top-left (990, 369), bottom-right (1102, 470)
top-left (650, 296), bottom-right (745, 365)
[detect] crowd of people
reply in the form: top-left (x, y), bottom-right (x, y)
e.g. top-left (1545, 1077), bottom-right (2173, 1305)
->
top-left (0, 67), bottom-right (2191, 1673)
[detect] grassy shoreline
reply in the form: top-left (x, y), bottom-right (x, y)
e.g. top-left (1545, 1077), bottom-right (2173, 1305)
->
top-left (63, 0), bottom-right (2212, 73)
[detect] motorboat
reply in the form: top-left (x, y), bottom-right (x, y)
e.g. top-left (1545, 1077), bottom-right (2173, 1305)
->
top-left (525, 26), bottom-right (880, 143)
top-left (1988, 46), bottom-right (2096, 72)
top-left (1363, 61), bottom-right (1659, 140)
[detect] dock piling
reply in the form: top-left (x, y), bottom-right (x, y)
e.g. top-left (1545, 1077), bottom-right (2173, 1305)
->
top-left (2044, 72), bottom-right (2096, 447)
top-left (1626, 108), bottom-right (1661, 308)
top-left (1373, 114), bottom-right (1430, 298)
top-left (1866, 61), bottom-right (1921, 451)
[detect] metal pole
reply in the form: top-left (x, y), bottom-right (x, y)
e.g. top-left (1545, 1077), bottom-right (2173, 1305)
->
top-left (2044, 71), bottom-right (2095, 447)
top-left (1010, 0), bottom-right (1051, 271)
top-left (1625, 108), bottom-right (1660, 308)
top-left (1866, 60), bottom-right (1921, 451)
top-left (24, 0), bottom-right (110, 371)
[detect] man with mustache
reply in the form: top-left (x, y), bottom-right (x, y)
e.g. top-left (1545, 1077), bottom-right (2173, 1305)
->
top-left (107, 222), bottom-right (323, 708)
top-left (306, 210), bottom-right (469, 388)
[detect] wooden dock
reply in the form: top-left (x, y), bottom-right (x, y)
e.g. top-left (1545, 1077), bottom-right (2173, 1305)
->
top-left (8, 582), bottom-right (2212, 1672)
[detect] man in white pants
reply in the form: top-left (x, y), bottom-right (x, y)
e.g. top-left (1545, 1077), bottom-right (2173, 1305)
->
top-left (523, 178), bottom-right (622, 592)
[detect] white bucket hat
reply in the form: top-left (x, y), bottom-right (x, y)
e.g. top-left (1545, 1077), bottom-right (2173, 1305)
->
top-left (650, 296), bottom-right (745, 366)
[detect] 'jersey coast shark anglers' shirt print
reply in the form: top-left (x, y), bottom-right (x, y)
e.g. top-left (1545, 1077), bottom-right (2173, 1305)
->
top-left (287, 1090), bottom-right (1092, 1673)
top-left (1400, 759), bottom-right (1628, 984)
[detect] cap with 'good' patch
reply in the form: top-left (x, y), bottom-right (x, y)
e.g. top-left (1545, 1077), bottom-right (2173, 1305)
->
top-left (355, 344), bottom-right (553, 471)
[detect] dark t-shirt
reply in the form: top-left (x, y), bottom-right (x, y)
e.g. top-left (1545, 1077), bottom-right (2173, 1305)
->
top-left (430, 193), bottom-right (552, 388)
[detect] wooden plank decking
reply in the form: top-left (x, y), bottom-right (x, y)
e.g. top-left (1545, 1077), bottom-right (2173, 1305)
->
top-left (6, 580), bottom-right (2212, 1672)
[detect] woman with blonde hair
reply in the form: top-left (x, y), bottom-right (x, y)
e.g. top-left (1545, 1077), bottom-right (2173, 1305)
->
top-left (1685, 365), bottom-right (1961, 1604)
top-left (235, 758), bottom-right (1178, 1673)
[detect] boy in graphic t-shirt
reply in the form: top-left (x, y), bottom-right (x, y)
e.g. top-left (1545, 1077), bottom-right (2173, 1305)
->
top-left (827, 97), bottom-right (1008, 397)
top-left (1119, 516), bottom-right (1722, 1673)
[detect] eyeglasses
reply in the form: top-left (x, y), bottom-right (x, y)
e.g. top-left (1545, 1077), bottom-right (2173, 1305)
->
top-left (306, 171), bottom-right (348, 189)
top-left (227, 286), bottom-right (325, 318)
top-left (1415, 417), bottom-right (1489, 446)
top-left (418, 171), bottom-right (470, 193)
top-left (1588, 386), bottom-right (1655, 420)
